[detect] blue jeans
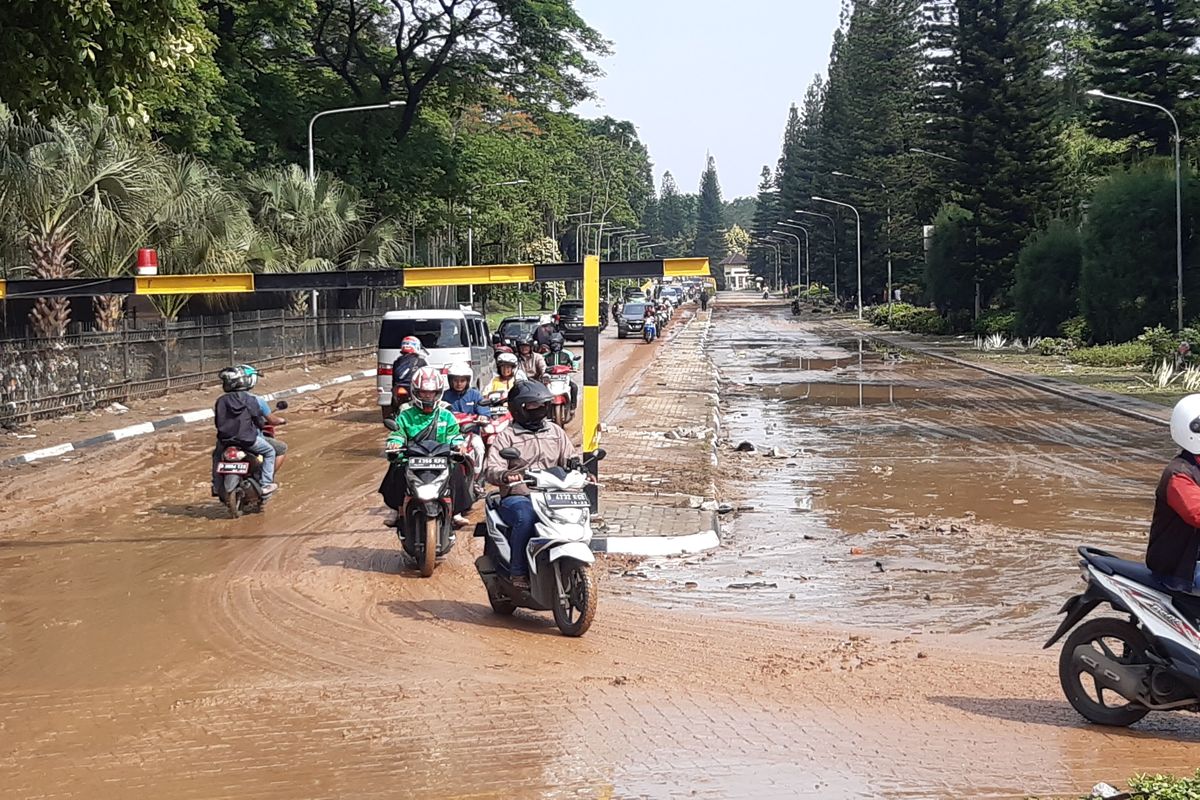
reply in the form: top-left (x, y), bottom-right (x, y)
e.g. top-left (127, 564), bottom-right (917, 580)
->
top-left (250, 435), bottom-right (276, 485)
top-left (499, 495), bottom-right (537, 577)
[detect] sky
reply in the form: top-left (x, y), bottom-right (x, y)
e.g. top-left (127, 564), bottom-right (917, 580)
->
top-left (574, 0), bottom-right (843, 200)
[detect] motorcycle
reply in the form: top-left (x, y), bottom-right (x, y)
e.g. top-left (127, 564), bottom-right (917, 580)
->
top-left (1045, 545), bottom-right (1200, 726)
top-left (215, 401), bottom-right (287, 518)
top-left (762, 289), bottom-right (770, 300)
top-left (382, 421), bottom-right (461, 577)
top-left (791, 298), bottom-right (802, 316)
top-left (543, 365), bottom-right (576, 426)
top-left (474, 447), bottom-right (606, 636)
top-left (643, 316), bottom-right (657, 343)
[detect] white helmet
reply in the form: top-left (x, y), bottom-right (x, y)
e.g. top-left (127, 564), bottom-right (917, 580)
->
top-left (1171, 394), bottom-right (1200, 454)
top-left (446, 361), bottom-right (472, 381)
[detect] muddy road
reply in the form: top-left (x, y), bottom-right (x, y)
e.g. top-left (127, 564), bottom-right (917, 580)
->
top-left (2, 299), bottom-right (1198, 799)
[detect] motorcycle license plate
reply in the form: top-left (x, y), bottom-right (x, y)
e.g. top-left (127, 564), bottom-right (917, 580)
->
top-left (217, 462), bottom-right (250, 475)
top-left (545, 491), bottom-right (589, 508)
top-left (408, 457), bottom-right (448, 470)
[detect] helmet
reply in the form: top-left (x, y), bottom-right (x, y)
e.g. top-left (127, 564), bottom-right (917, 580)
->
top-left (508, 380), bottom-right (553, 431)
top-left (411, 366), bottom-right (445, 413)
top-left (1171, 394), bottom-right (1200, 454)
top-left (517, 334), bottom-right (534, 352)
top-left (539, 314), bottom-right (554, 325)
top-left (446, 361), bottom-right (472, 382)
top-left (494, 344), bottom-right (515, 359)
top-left (548, 332), bottom-right (565, 352)
top-left (400, 336), bottom-right (421, 355)
top-left (219, 364), bottom-right (259, 393)
top-left (496, 352), bottom-right (518, 375)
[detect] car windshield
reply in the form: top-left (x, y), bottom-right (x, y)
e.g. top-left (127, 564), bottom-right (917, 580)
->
top-left (560, 303), bottom-right (583, 315)
top-left (499, 319), bottom-right (539, 339)
top-left (623, 303), bottom-right (647, 316)
top-left (379, 318), bottom-right (467, 349)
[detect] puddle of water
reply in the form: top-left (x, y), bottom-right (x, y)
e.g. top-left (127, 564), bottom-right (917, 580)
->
top-left (630, 318), bottom-right (1168, 642)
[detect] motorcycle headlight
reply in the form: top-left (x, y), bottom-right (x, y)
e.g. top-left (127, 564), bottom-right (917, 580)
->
top-left (550, 506), bottom-right (588, 525)
top-left (414, 483), bottom-right (442, 501)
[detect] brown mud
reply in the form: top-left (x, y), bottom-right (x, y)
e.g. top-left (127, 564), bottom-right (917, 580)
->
top-left (0, 299), bottom-right (1195, 799)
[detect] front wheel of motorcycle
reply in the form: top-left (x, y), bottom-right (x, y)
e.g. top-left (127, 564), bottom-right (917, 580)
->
top-left (419, 515), bottom-right (438, 578)
top-left (1058, 617), bottom-right (1152, 727)
top-left (552, 562), bottom-right (596, 637)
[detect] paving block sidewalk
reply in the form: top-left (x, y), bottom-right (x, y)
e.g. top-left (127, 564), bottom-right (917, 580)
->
top-left (595, 310), bottom-right (722, 550)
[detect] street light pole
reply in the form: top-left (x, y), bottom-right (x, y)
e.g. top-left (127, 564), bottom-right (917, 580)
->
top-left (772, 229), bottom-right (807, 291)
top-left (1087, 89), bottom-right (1185, 331)
top-left (779, 223), bottom-right (811, 289)
top-left (833, 170), bottom-right (892, 322)
top-left (792, 210), bottom-right (838, 299)
top-left (813, 196), bottom-right (863, 320)
top-left (307, 100), bottom-right (405, 182)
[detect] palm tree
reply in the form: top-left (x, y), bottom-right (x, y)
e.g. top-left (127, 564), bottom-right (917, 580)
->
top-left (0, 106), bottom-right (151, 337)
top-left (243, 165), bottom-right (404, 314)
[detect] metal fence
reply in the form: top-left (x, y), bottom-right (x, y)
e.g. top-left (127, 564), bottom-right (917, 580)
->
top-left (0, 309), bottom-right (381, 425)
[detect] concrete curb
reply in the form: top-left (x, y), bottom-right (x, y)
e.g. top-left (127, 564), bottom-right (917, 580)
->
top-left (845, 325), bottom-right (1169, 428)
top-left (592, 530), bottom-right (720, 557)
top-left (2, 368), bottom-right (377, 468)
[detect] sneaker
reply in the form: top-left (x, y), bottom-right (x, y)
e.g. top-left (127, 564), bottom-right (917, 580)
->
top-left (261, 483), bottom-right (279, 496)
top-left (384, 511), bottom-right (400, 528)
top-left (511, 575), bottom-right (531, 591)
top-left (452, 514), bottom-right (470, 528)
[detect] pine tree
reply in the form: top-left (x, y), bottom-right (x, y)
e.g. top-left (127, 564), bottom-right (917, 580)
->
top-left (749, 165), bottom-right (778, 281)
top-left (659, 171), bottom-right (688, 242)
top-left (957, 0), bottom-right (1060, 306)
top-left (693, 155), bottom-right (728, 264)
top-left (1088, 0), bottom-right (1200, 154)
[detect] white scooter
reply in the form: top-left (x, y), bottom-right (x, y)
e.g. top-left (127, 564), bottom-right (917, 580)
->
top-left (474, 447), bottom-right (606, 636)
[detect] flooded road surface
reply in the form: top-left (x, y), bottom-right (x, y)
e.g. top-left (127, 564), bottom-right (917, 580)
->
top-left (627, 301), bottom-right (1167, 641)
top-left (3, 301), bottom-right (1199, 799)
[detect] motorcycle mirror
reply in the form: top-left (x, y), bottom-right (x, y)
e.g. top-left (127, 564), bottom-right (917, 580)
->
top-left (499, 447), bottom-right (521, 461)
top-left (383, 418), bottom-right (400, 432)
top-left (275, 400), bottom-right (289, 411)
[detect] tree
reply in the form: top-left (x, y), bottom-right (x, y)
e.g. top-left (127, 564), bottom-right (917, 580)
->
top-left (1079, 162), bottom-right (1196, 342)
top-left (693, 155), bottom-right (727, 265)
top-left (724, 224), bottom-right (750, 256)
top-left (309, 0), bottom-right (608, 144)
top-left (1013, 220), bottom-right (1083, 337)
top-left (659, 172), bottom-right (689, 242)
top-left (748, 166), bottom-right (777, 281)
top-left (0, 0), bottom-right (215, 124)
top-left (957, 0), bottom-right (1060, 305)
top-left (924, 203), bottom-right (976, 313)
top-left (1088, 0), bottom-right (1200, 154)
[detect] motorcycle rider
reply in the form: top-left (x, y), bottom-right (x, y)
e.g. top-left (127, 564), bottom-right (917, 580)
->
top-left (533, 315), bottom-right (557, 352)
top-left (544, 332), bottom-right (579, 410)
top-left (516, 335), bottom-right (546, 380)
top-left (1147, 394), bottom-right (1200, 591)
top-left (212, 364), bottom-right (285, 496)
top-left (379, 366), bottom-right (471, 528)
top-left (486, 351), bottom-right (521, 399)
top-left (699, 288), bottom-right (710, 311)
top-left (391, 336), bottom-right (427, 402)
top-left (443, 361), bottom-right (491, 417)
top-left (482, 380), bottom-right (577, 591)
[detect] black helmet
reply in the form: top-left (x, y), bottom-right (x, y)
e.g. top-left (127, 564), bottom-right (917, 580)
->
top-left (517, 334), bottom-right (535, 352)
top-left (508, 380), bottom-right (553, 431)
top-left (548, 332), bottom-right (565, 352)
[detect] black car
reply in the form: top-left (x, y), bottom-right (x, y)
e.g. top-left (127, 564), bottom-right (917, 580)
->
top-left (616, 302), bottom-right (648, 338)
top-left (555, 300), bottom-right (585, 341)
top-left (494, 315), bottom-right (541, 349)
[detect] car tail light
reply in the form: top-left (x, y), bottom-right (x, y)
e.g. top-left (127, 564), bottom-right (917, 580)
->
top-left (223, 446), bottom-right (244, 461)
top-left (378, 363), bottom-right (393, 376)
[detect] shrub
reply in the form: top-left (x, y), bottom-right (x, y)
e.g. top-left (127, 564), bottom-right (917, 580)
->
top-left (1013, 219), bottom-right (1082, 337)
top-left (800, 282), bottom-right (833, 303)
top-left (1128, 769), bottom-right (1200, 799)
top-left (925, 203), bottom-right (976, 314)
top-left (865, 303), bottom-right (948, 335)
top-left (1138, 325), bottom-right (1180, 366)
top-left (973, 311), bottom-right (1017, 337)
top-left (1037, 337), bottom-right (1075, 356)
top-left (1068, 342), bottom-right (1153, 367)
top-left (1059, 315), bottom-right (1091, 345)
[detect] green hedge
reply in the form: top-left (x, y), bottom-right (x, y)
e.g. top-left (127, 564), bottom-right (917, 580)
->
top-left (866, 303), bottom-right (948, 335)
top-left (973, 311), bottom-right (1017, 337)
top-left (1068, 342), bottom-right (1152, 367)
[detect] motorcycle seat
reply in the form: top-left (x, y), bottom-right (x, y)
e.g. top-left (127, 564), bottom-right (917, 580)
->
top-left (1081, 547), bottom-right (1200, 598)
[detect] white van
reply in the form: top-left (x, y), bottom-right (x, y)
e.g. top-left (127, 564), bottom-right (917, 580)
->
top-left (376, 308), bottom-right (493, 416)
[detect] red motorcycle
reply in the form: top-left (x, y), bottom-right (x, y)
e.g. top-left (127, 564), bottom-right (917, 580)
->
top-left (542, 365), bottom-right (575, 426)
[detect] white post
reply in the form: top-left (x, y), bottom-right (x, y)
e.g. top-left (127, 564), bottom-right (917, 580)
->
top-left (307, 101), bottom-right (405, 182)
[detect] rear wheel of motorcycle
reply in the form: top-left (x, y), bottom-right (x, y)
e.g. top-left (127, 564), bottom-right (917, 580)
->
top-left (419, 516), bottom-right (438, 577)
top-left (552, 404), bottom-right (567, 427)
top-left (1058, 617), bottom-right (1151, 727)
top-left (552, 563), bottom-right (596, 637)
top-left (225, 489), bottom-right (242, 519)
